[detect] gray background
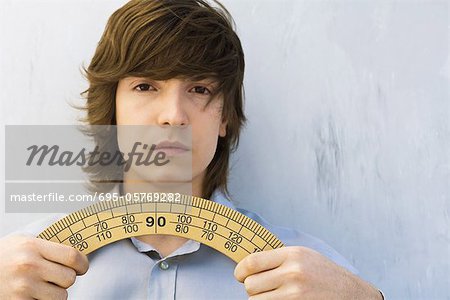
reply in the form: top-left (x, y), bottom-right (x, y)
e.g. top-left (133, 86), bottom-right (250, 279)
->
top-left (0, 0), bottom-right (449, 299)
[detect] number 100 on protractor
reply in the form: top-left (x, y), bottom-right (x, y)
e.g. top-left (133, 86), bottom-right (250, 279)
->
top-left (38, 193), bottom-right (285, 263)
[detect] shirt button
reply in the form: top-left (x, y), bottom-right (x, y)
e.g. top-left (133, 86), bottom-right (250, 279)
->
top-left (159, 260), bottom-right (169, 270)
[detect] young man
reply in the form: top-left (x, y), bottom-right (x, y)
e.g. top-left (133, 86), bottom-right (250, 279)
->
top-left (0, 0), bottom-right (383, 298)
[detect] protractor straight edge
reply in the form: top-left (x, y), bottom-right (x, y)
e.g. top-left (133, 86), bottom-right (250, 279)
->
top-left (37, 193), bottom-right (285, 263)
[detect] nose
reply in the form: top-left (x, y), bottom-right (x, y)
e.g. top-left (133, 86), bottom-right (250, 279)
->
top-left (157, 90), bottom-right (189, 128)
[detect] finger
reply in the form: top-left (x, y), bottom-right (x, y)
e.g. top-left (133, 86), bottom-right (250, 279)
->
top-left (39, 260), bottom-right (77, 289)
top-left (35, 239), bottom-right (89, 275)
top-left (248, 288), bottom-right (282, 300)
top-left (243, 268), bottom-right (284, 296)
top-left (234, 248), bottom-right (286, 282)
top-left (30, 280), bottom-right (68, 300)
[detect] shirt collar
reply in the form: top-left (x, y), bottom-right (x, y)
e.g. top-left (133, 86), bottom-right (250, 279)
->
top-left (130, 236), bottom-right (201, 259)
top-left (210, 188), bottom-right (237, 210)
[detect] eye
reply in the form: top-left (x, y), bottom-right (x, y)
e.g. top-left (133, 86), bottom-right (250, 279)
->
top-left (134, 83), bottom-right (155, 92)
top-left (190, 86), bottom-right (211, 95)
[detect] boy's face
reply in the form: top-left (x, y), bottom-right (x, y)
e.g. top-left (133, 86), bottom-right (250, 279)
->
top-left (115, 76), bottom-right (227, 191)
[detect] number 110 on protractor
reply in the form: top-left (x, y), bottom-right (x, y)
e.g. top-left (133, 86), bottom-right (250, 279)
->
top-left (38, 193), bottom-right (284, 263)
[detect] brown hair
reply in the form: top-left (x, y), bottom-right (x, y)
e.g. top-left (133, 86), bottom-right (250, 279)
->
top-left (80, 0), bottom-right (246, 199)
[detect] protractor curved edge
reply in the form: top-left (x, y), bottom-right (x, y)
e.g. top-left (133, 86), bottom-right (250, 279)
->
top-left (37, 193), bottom-right (285, 263)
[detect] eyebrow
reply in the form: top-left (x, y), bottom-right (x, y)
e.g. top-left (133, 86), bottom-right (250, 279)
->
top-left (185, 77), bottom-right (218, 84)
top-left (126, 76), bottom-right (219, 86)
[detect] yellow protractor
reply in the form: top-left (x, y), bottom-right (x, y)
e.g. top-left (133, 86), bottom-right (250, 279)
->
top-left (37, 193), bottom-right (284, 263)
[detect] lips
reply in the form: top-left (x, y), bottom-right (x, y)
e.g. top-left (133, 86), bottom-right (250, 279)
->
top-left (155, 140), bottom-right (190, 156)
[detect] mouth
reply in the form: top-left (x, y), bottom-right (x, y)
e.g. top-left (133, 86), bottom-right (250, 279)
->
top-left (155, 140), bottom-right (190, 156)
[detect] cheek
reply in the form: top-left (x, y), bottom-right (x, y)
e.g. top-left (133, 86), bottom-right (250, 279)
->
top-left (192, 118), bottom-right (222, 167)
top-left (194, 126), bottom-right (219, 155)
top-left (115, 94), bottom-right (131, 124)
top-left (116, 96), bottom-right (150, 125)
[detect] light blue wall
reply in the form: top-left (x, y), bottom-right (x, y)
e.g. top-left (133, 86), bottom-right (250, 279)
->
top-left (1, 1), bottom-right (448, 299)
top-left (224, 1), bottom-right (449, 299)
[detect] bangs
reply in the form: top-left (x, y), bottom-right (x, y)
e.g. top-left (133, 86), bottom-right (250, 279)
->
top-left (96, 0), bottom-right (241, 100)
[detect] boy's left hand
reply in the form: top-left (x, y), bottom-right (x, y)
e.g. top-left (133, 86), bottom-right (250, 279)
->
top-left (234, 246), bottom-right (382, 300)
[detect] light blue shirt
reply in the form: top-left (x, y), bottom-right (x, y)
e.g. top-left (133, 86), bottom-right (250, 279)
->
top-left (15, 189), bottom-right (358, 299)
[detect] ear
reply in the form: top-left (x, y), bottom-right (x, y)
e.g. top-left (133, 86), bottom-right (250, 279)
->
top-left (219, 119), bottom-right (228, 137)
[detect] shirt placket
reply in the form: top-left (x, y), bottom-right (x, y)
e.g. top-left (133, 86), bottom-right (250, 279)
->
top-left (131, 238), bottom-right (201, 300)
top-left (148, 256), bottom-right (179, 300)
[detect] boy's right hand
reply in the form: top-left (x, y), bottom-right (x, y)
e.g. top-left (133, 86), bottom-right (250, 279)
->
top-left (0, 234), bottom-right (89, 300)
